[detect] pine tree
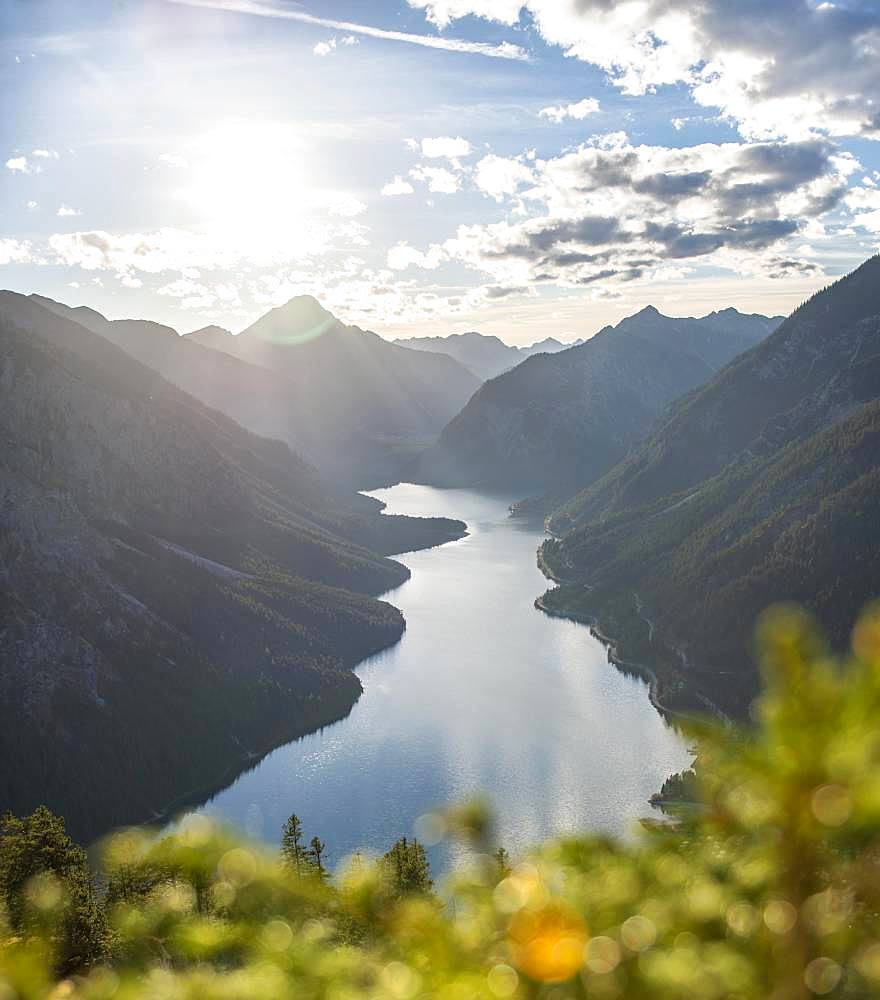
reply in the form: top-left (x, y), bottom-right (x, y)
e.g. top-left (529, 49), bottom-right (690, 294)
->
top-left (493, 846), bottom-right (512, 879)
top-left (381, 837), bottom-right (432, 896)
top-left (0, 807), bottom-right (108, 973)
top-left (308, 836), bottom-right (326, 877)
top-left (281, 814), bottom-right (305, 876)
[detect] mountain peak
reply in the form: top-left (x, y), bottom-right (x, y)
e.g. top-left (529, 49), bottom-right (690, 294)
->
top-left (188, 324), bottom-right (231, 339)
top-left (634, 304), bottom-right (662, 319)
top-left (278, 295), bottom-right (331, 320)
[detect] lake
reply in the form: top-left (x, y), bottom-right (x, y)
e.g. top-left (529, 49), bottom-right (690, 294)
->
top-left (187, 484), bottom-right (691, 870)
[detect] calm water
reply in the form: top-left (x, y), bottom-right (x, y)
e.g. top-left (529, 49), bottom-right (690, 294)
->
top-left (188, 485), bottom-right (691, 869)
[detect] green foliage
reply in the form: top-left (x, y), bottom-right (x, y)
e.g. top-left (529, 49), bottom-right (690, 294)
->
top-left (381, 838), bottom-right (433, 897)
top-left (9, 607), bottom-right (880, 998)
top-left (0, 807), bottom-right (108, 975)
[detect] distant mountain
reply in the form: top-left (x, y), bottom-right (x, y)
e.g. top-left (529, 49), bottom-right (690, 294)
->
top-left (0, 292), bottom-right (464, 840)
top-left (32, 294), bottom-right (480, 489)
top-left (415, 307), bottom-right (780, 493)
top-left (542, 257), bottom-right (880, 717)
top-left (395, 330), bottom-right (582, 380)
top-left (189, 297), bottom-right (480, 486)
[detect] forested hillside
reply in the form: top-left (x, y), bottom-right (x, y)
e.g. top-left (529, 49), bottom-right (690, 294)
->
top-left (0, 293), bottom-right (463, 840)
top-left (542, 258), bottom-right (880, 716)
top-left (416, 307), bottom-right (778, 493)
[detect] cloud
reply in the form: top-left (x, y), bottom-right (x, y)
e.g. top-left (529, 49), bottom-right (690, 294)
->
top-left (313, 37), bottom-right (336, 56)
top-left (473, 153), bottom-right (535, 201)
top-left (418, 132), bottom-right (855, 289)
top-left (0, 239), bottom-right (33, 266)
top-left (387, 242), bottom-right (446, 270)
top-left (325, 193), bottom-right (367, 217)
top-left (157, 277), bottom-right (217, 309)
top-left (158, 152), bottom-right (189, 168)
top-left (5, 156), bottom-right (32, 173)
top-left (340, 34), bottom-right (359, 45)
top-left (31, 148), bottom-right (59, 159)
top-left (26, 201), bottom-right (38, 210)
top-left (539, 97), bottom-right (600, 123)
top-left (408, 0), bottom-right (880, 142)
top-left (846, 183), bottom-right (880, 233)
top-left (381, 175), bottom-right (416, 196)
top-left (419, 135), bottom-right (472, 159)
top-left (167, 0), bottom-right (528, 60)
top-left (410, 164), bottom-right (461, 193)
top-left (57, 204), bottom-right (82, 217)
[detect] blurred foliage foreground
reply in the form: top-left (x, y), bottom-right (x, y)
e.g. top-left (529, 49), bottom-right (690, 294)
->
top-left (6, 605), bottom-right (880, 1000)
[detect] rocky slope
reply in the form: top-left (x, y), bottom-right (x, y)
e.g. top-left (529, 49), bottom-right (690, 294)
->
top-left (0, 292), bottom-right (463, 841)
top-left (416, 307), bottom-right (779, 493)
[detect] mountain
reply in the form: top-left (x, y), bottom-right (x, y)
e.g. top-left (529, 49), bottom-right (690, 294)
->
top-left (415, 307), bottom-right (780, 493)
top-left (541, 257), bottom-right (880, 717)
top-left (0, 292), bottom-right (464, 841)
top-left (394, 330), bottom-right (582, 380)
top-left (187, 298), bottom-right (481, 486)
top-left (32, 295), bottom-right (480, 489)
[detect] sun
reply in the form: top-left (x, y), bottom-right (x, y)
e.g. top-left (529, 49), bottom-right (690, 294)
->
top-left (185, 122), bottom-right (311, 237)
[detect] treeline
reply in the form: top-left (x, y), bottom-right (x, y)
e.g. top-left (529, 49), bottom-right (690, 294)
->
top-left (0, 802), bottom-right (496, 976)
top-left (5, 607), bottom-right (880, 999)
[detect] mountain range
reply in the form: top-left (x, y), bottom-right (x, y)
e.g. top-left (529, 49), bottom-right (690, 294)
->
top-left (393, 331), bottom-right (583, 381)
top-left (32, 294), bottom-right (480, 490)
top-left (0, 291), bottom-right (465, 840)
top-left (414, 306), bottom-right (781, 494)
top-left (541, 256), bottom-right (880, 717)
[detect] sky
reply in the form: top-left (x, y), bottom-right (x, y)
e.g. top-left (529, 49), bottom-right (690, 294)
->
top-left (1, 0), bottom-right (879, 346)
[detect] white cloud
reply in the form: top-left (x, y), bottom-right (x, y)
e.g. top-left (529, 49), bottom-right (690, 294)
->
top-left (387, 242), bottom-right (446, 270)
top-left (313, 37), bottom-right (337, 56)
top-left (473, 153), bottom-right (535, 201)
top-left (6, 156), bottom-right (31, 173)
top-left (419, 135), bottom-right (472, 159)
top-left (169, 0), bottom-right (527, 59)
top-left (120, 274), bottom-right (143, 288)
top-left (539, 97), bottom-right (600, 123)
top-left (26, 200), bottom-right (38, 210)
top-left (381, 175), bottom-right (416, 196)
top-left (325, 192), bottom-right (367, 216)
top-left (158, 152), bottom-right (189, 168)
top-left (410, 164), bottom-right (461, 194)
top-left (341, 34), bottom-right (359, 45)
top-left (157, 277), bottom-right (216, 309)
top-left (0, 238), bottom-right (33, 266)
top-left (845, 183), bottom-right (880, 233)
top-left (31, 148), bottom-right (59, 159)
top-left (57, 204), bottom-right (82, 217)
top-left (409, 0), bottom-right (880, 142)
top-left (410, 132), bottom-right (855, 291)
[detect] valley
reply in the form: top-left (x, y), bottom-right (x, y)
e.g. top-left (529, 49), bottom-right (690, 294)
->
top-left (177, 484), bottom-right (691, 870)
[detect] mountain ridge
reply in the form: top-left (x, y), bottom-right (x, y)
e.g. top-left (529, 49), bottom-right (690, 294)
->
top-left (541, 257), bottom-right (880, 717)
top-left (414, 305), bottom-right (780, 494)
top-left (0, 291), bottom-right (464, 840)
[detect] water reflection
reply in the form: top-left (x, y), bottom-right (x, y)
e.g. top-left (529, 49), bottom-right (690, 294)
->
top-left (188, 485), bottom-right (691, 869)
